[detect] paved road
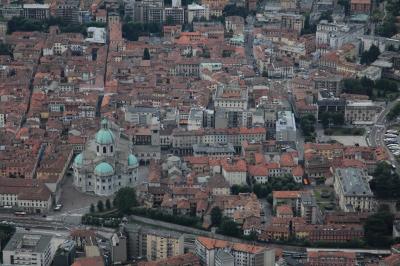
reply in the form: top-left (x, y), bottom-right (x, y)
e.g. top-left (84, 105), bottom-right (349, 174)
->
top-left (368, 99), bottom-right (400, 173)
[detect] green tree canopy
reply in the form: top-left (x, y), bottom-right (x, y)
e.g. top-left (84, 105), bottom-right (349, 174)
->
top-left (210, 207), bottom-right (222, 226)
top-left (360, 44), bottom-right (381, 65)
top-left (143, 48), bottom-right (150, 60)
top-left (217, 217), bottom-right (242, 237)
top-left (364, 208), bottom-right (394, 247)
top-left (370, 162), bottom-right (400, 199)
top-left (113, 187), bottom-right (138, 214)
top-left (105, 199), bottom-right (112, 210)
top-left (97, 200), bottom-right (104, 212)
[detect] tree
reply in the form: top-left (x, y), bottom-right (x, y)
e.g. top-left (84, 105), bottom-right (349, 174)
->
top-left (360, 44), bottom-right (380, 65)
top-left (387, 102), bottom-right (400, 121)
top-left (90, 203), bottom-right (95, 213)
top-left (299, 114), bottom-right (316, 141)
top-left (143, 48), bottom-right (151, 60)
top-left (210, 207), bottom-right (222, 226)
top-left (370, 162), bottom-right (400, 198)
top-left (319, 11), bottom-right (333, 22)
top-left (105, 199), bottom-right (112, 210)
top-left (217, 217), bottom-right (241, 237)
top-left (364, 208), bottom-right (394, 247)
top-left (337, 0), bottom-right (350, 15)
top-left (97, 200), bottom-right (104, 212)
top-left (113, 187), bottom-right (138, 214)
top-left (231, 184), bottom-right (251, 195)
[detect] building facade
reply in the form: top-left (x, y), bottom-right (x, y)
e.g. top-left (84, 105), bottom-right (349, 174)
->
top-left (73, 118), bottom-right (139, 196)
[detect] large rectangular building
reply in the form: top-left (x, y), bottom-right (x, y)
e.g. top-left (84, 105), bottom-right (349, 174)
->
top-left (3, 233), bottom-right (54, 266)
top-left (345, 100), bottom-right (377, 125)
top-left (275, 111), bottom-right (296, 143)
top-left (334, 167), bottom-right (375, 212)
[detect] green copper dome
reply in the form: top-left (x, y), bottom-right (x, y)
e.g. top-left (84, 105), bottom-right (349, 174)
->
top-left (74, 153), bottom-right (83, 166)
top-left (95, 118), bottom-right (115, 145)
top-left (128, 154), bottom-right (138, 167)
top-left (94, 162), bottom-right (114, 176)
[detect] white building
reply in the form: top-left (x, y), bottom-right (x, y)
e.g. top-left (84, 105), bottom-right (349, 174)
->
top-left (187, 3), bottom-right (209, 23)
top-left (3, 233), bottom-right (54, 266)
top-left (345, 100), bottom-right (378, 125)
top-left (358, 65), bottom-right (382, 81)
top-left (334, 167), bottom-right (375, 212)
top-left (316, 20), bottom-right (364, 49)
top-left (73, 118), bottom-right (139, 196)
top-left (188, 107), bottom-right (204, 131)
top-left (85, 27), bottom-right (107, 44)
top-left (221, 159), bottom-right (247, 185)
top-left (276, 111), bottom-right (296, 142)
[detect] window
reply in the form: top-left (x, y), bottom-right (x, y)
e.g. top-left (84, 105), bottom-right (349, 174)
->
top-left (97, 146), bottom-right (99, 152)
top-left (110, 146), bottom-right (113, 153)
top-left (103, 147), bottom-right (106, 153)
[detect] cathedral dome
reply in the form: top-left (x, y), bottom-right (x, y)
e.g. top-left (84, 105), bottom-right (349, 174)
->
top-left (74, 153), bottom-right (83, 167)
top-left (95, 119), bottom-right (115, 145)
top-left (94, 162), bottom-right (114, 176)
top-left (128, 154), bottom-right (139, 167)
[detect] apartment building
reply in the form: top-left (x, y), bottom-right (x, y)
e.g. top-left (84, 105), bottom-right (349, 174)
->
top-left (187, 3), bottom-right (209, 23)
top-left (195, 236), bottom-right (275, 266)
top-left (350, 0), bottom-right (371, 14)
top-left (334, 167), bottom-right (375, 212)
top-left (3, 233), bottom-right (54, 266)
top-left (123, 225), bottom-right (184, 261)
top-left (22, 4), bottom-right (50, 20)
top-left (164, 7), bottom-right (185, 25)
top-left (146, 230), bottom-right (184, 261)
top-left (275, 111), bottom-right (297, 143)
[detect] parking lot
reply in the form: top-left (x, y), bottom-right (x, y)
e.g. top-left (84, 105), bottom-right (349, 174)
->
top-left (384, 129), bottom-right (400, 160)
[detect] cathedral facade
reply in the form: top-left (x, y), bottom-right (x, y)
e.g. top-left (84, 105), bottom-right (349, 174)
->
top-left (72, 118), bottom-right (139, 196)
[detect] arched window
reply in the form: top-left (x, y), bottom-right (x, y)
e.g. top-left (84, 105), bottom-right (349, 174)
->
top-left (103, 147), bottom-right (106, 153)
top-left (110, 146), bottom-right (113, 153)
top-left (97, 146), bottom-right (99, 153)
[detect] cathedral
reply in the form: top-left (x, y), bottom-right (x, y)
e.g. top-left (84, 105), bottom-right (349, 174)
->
top-left (72, 118), bottom-right (139, 196)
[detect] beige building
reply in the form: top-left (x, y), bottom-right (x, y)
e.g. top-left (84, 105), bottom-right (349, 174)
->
top-left (345, 100), bottom-right (378, 125)
top-left (334, 167), bottom-right (375, 212)
top-left (195, 236), bottom-right (275, 266)
top-left (145, 230), bottom-right (184, 261)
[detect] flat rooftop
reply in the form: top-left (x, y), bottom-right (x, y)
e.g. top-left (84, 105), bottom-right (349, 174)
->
top-left (4, 233), bottom-right (52, 253)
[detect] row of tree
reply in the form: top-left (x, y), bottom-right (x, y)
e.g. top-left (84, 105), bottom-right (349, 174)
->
top-left (343, 77), bottom-right (398, 98)
top-left (7, 16), bottom-right (106, 35)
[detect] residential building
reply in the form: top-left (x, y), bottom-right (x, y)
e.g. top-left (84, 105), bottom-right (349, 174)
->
top-left (350, 0), bottom-right (371, 14)
top-left (221, 158), bottom-right (247, 185)
top-left (193, 143), bottom-right (235, 158)
top-left (22, 4), bottom-right (50, 20)
top-left (145, 230), bottom-right (184, 261)
top-left (275, 111), bottom-right (296, 143)
top-left (164, 7), bottom-right (185, 25)
top-left (195, 236), bottom-right (275, 266)
top-left (334, 167), bottom-right (375, 212)
top-left (187, 3), bottom-right (209, 23)
top-left (3, 233), bottom-right (54, 266)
